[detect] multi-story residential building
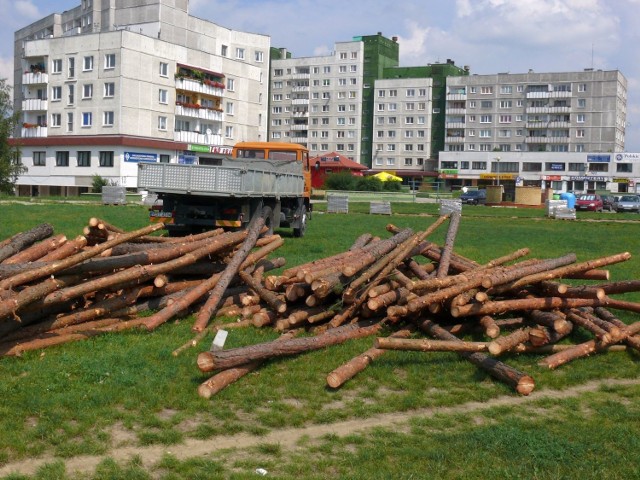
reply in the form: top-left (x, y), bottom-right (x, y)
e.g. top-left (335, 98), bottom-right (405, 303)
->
top-left (438, 69), bottom-right (631, 197)
top-left (269, 33), bottom-right (399, 167)
top-left (443, 70), bottom-right (627, 154)
top-left (13, 0), bottom-right (270, 196)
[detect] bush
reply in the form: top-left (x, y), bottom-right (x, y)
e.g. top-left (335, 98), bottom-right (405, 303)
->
top-left (91, 175), bottom-right (111, 193)
top-left (322, 171), bottom-right (358, 191)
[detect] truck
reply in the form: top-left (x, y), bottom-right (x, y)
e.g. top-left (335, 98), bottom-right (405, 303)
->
top-left (137, 142), bottom-right (311, 237)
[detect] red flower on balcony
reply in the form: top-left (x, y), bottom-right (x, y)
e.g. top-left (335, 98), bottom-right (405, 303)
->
top-left (23, 122), bottom-right (39, 128)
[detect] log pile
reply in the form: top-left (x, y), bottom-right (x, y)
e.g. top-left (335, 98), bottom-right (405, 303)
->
top-left (2, 214), bottom-right (640, 401)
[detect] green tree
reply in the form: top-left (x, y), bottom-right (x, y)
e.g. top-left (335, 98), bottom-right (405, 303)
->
top-left (0, 78), bottom-right (26, 194)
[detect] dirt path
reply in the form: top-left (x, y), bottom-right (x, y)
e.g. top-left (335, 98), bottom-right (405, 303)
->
top-left (1, 377), bottom-right (638, 478)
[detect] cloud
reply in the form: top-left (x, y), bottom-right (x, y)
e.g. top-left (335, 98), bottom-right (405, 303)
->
top-left (0, 56), bottom-right (13, 86)
top-left (14, 0), bottom-right (39, 19)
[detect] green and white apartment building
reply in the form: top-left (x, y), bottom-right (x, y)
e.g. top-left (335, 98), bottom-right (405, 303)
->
top-left (11, 0), bottom-right (636, 196)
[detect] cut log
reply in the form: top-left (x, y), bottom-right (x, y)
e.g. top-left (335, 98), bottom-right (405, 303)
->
top-left (487, 328), bottom-right (531, 356)
top-left (1, 234), bottom-right (67, 265)
top-left (450, 297), bottom-right (606, 318)
top-left (435, 211), bottom-right (461, 278)
top-left (0, 223), bottom-right (54, 263)
top-left (375, 337), bottom-right (488, 353)
top-left (197, 319), bottom-right (385, 372)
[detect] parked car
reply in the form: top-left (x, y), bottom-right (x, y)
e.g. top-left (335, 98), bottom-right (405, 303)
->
top-left (601, 194), bottom-right (616, 211)
top-left (613, 194), bottom-right (640, 213)
top-left (459, 189), bottom-right (487, 205)
top-left (575, 194), bottom-right (603, 212)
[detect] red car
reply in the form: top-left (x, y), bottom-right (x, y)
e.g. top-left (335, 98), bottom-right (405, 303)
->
top-left (575, 194), bottom-right (604, 212)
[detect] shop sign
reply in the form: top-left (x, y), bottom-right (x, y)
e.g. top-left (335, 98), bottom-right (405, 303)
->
top-left (188, 144), bottom-right (210, 153)
top-left (178, 154), bottom-right (197, 164)
top-left (211, 146), bottom-right (233, 155)
top-left (542, 175), bottom-right (562, 181)
top-left (439, 169), bottom-right (459, 175)
top-left (587, 154), bottom-right (611, 163)
top-left (124, 152), bottom-right (158, 163)
top-left (549, 163), bottom-right (564, 171)
top-left (479, 173), bottom-right (515, 180)
top-left (613, 178), bottom-right (629, 183)
top-left (615, 153), bottom-right (640, 162)
top-left (569, 176), bottom-right (606, 182)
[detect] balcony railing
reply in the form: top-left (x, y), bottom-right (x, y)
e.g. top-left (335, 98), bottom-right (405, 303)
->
top-left (445, 136), bottom-right (465, 143)
top-left (447, 93), bottom-right (467, 101)
top-left (291, 124), bottom-right (307, 131)
top-left (22, 98), bottom-right (48, 111)
top-left (21, 126), bottom-right (48, 138)
top-left (292, 98), bottom-right (309, 105)
top-left (526, 91), bottom-right (550, 99)
top-left (175, 104), bottom-right (223, 121)
top-left (445, 108), bottom-right (466, 115)
top-left (174, 130), bottom-right (223, 145)
top-left (22, 72), bottom-right (49, 85)
top-left (526, 107), bottom-right (549, 114)
top-left (175, 77), bottom-right (224, 97)
top-left (549, 91), bottom-right (572, 98)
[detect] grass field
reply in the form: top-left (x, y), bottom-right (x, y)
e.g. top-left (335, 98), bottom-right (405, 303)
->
top-left (0, 201), bottom-right (639, 479)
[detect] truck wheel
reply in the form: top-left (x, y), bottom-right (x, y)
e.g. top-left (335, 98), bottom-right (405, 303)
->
top-left (293, 206), bottom-right (307, 238)
top-left (261, 206), bottom-right (274, 236)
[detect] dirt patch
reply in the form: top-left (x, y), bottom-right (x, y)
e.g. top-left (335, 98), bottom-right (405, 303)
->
top-left (1, 378), bottom-right (638, 478)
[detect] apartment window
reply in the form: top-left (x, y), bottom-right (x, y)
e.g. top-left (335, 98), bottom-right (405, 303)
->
top-left (468, 101), bottom-right (476, 108)
top-left (56, 151), bottom-right (69, 166)
top-left (469, 87), bottom-right (477, 94)
top-left (77, 151), bottom-right (91, 167)
top-left (515, 114), bottom-right (524, 122)
top-left (388, 117), bottom-right (397, 124)
top-left (159, 89), bottom-right (168, 104)
top-left (82, 84), bottom-right (93, 99)
top-left (50, 113), bottom-right (61, 127)
top-left (406, 89), bottom-right (415, 97)
top-left (272, 106), bottom-right (282, 114)
top-left (323, 66), bottom-right (331, 73)
top-left (67, 85), bottom-right (75, 105)
top-left (480, 115), bottom-right (492, 123)
top-left (158, 116), bottom-right (167, 130)
top-left (404, 158), bottom-right (413, 166)
top-left (404, 144), bottom-right (413, 152)
top-left (405, 117), bottom-right (414, 124)
top-left (388, 103), bottom-right (397, 111)
top-left (221, 45), bottom-right (228, 57)
top-left (387, 158), bottom-right (395, 165)
top-left (616, 163), bottom-right (633, 173)
top-left (159, 62), bottom-right (168, 77)
top-left (387, 144), bottom-right (396, 152)
top-left (479, 144), bottom-right (492, 151)
top-left (83, 56), bottom-right (93, 71)
top-left (481, 100), bottom-right (492, 108)
top-left (227, 78), bottom-right (235, 91)
top-left (405, 102), bottom-right (414, 111)
top-left (104, 82), bottom-right (115, 97)
top-left (323, 79), bottom-right (330, 87)
top-left (52, 59), bottom-right (62, 74)
top-left (225, 102), bottom-right (234, 115)
top-left (339, 65), bottom-right (347, 73)
top-left (255, 51), bottom-right (264, 62)
top-left (81, 112), bottom-right (92, 127)
top-left (404, 130), bottom-right (414, 138)
top-left (32, 151), bottom-right (46, 166)
top-left (339, 52), bottom-right (347, 60)
top-left (160, 154), bottom-right (170, 163)
top-left (576, 129), bottom-right (585, 138)
top-left (577, 98), bottom-right (586, 108)
top-left (417, 130), bottom-right (425, 138)
top-left (577, 114), bottom-right (586, 123)
top-left (225, 126), bottom-right (233, 138)
top-left (68, 57), bottom-right (75, 78)
top-left (104, 53), bottom-right (116, 69)
top-left (500, 85), bottom-right (513, 94)
top-left (103, 111), bottom-right (114, 126)
top-left (66, 113), bottom-right (73, 132)
top-left (99, 151), bottom-right (114, 167)
top-left (499, 100), bottom-right (512, 108)
top-left (235, 48), bottom-right (245, 60)
top-left (578, 84), bottom-right (587, 92)
top-left (499, 115), bottom-right (512, 123)
top-left (479, 130), bottom-right (491, 138)
top-left (569, 163), bottom-right (586, 172)
top-left (51, 86), bottom-right (62, 101)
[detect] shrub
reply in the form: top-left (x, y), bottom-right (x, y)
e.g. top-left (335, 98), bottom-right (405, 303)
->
top-left (91, 175), bottom-right (109, 193)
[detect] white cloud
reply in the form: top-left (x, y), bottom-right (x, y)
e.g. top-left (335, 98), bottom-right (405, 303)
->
top-left (0, 56), bottom-right (13, 86)
top-left (14, 0), bottom-right (39, 20)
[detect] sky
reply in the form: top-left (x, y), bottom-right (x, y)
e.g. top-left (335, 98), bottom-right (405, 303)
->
top-left (2, 0), bottom-right (640, 151)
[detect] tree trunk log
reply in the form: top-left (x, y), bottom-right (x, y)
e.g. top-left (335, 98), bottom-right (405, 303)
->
top-left (375, 337), bottom-right (488, 353)
top-left (487, 328), bottom-right (531, 355)
top-left (451, 297), bottom-right (606, 318)
top-left (1, 234), bottom-right (67, 265)
top-left (0, 223), bottom-right (54, 263)
top-left (436, 211), bottom-right (461, 278)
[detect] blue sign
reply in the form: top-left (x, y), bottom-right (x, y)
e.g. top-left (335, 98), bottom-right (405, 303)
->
top-left (178, 154), bottom-right (197, 164)
top-left (587, 154), bottom-right (611, 163)
top-left (549, 163), bottom-right (564, 171)
top-left (124, 152), bottom-right (158, 163)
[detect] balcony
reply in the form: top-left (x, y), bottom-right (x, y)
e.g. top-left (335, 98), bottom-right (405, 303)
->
top-left (22, 72), bottom-right (49, 85)
top-left (446, 136), bottom-right (465, 143)
top-left (549, 90), bottom-right (572, 98)
top-left (526, 91), bottom-right (550, 99)
top-left (292, 98), bottom-right (309, 105)
top-left (22, 98), bottom-right (48, 111)
top-left (292, 86), bottom-right (310, 92)
top-left (526, 107), bottom-right (549, 114)
top-left (524, 136), bottom-right (549, 143)
top-left (548, 121), bottom-right (571, 128)
top-left (548, 106), bottom-right (571, 113)
top-left (526, 122), bottom-right (548, 129)
top-left (21, 126), bottom-right (48, 138)
top-left (175, 104), bottom-right (223, 121)
top-left (447, 93), bottom-right (467, 100)
top-left (174, 130), bottom-right (223, 145)
top-left (445, 108), bottom-right (466, 115)
top-left (175, 77), bottom-right (224, 97)
top-left (292, 73), bottom-right (310, 80)
top-left (292, 110), bottom-right (309, 117)
top-left (291, 124), bottom-right (308, 131)
top-left (445, 122), bottom-right (465, 129)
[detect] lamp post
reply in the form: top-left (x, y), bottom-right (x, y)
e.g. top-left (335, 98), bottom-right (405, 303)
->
top-left (494, 156), bottom-right (501, 186)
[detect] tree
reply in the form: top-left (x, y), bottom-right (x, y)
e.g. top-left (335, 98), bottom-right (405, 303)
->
top-left (0, 78), bottom-right (26, 194)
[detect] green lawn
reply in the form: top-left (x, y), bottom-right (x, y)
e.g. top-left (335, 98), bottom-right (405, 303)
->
top-left (0, 201), bottom-right (639, 479)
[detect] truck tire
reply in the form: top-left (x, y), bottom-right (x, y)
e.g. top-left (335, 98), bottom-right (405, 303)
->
top-left (261, 206), bottom-right (274, 236)
top-left (293, 206), bottom-right (307, 238)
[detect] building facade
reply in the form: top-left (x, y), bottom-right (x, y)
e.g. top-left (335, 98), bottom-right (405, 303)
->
top-left (13, 0), bottom-right (270, 195)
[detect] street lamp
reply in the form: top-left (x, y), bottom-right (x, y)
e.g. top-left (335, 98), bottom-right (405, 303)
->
top-left (494, 156), bottom-right (501, 186)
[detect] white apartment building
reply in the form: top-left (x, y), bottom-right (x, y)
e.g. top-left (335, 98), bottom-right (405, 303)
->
top-left (13, 0), bottom-right (270, 196)
top-left (270, 42), bottom-right (365, 162)
top-left (444, 69), bottom-right (627, 154)
top-left (372, 78), bottom-right (433, 176)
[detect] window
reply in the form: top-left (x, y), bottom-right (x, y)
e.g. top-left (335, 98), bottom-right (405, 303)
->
top-left (578, 84), bottom-right (587, 92)
top-left (499, 115), bottom-right (512, 123)
top-left (405, 117), bottom-right (414, 124)
top-left (33, 151), bottom-right (46, 166)
top-left (405, 102), bottom-right (414, 111)
top-left (387, 144), bottom-right (396, 152)
top-left (77, 151), bottom-right (91, 167)
top-left (339, 65), bottom-right (347, 73)
top-left (56, 151), bottom-right (69, 166)
top-left (323, 66), bottom-right (331, 73)
top-left (577, 98), bottom-right (586, 108)
top-left (235, 48), bottom-right (245, 60)
top-left (160, 154), bottom-right (170, 163)
top-left (616, 163), bottom-right (633, 173)
top-left (481, 86), bottom-right (493, 94)
top-left (51, 113), bottom-right (61, 127)
top-left (404, 158), bottom-right (413, 166)
top-left (99, 151), bottom-right (114, 167)
top-left (68, 57), bottom-right (75, 78)
top-left (52, 86), bottom-right (62, 101)
top-left (67, 113), bottom-right (73, 132)
top-left (67, 85), bottom-right (75, 104)
top-left (499, 100), bottom-right (512, 108)
top-left (83, 56), bottom-right (93, 71)
top-left (569, 163), bottom-right (586, 172)
top-left (104, 53), bottom-right (116, 69)
top-left (339, 52), bottom-right (347, 60)
top-left (159, 62), bottom-right (168, 77)
top-left (323, 79), bottom-right (330, 87)
top-left (104, 82), bottom-right (115, 97)
top-left (480, 115), bottom-right (492, 123)
top-left (103, 111), bottom-right (114, 126)
top-left (159, 89), bottom-right (168, 104)
top-left (255, 51), bottom-right (264, 62)
top-left (227, 78), bottom-right (235, 91)
top-left (481, 100), bottom-right (492, 108)
top-left (225, 102), bottom-right (234, 115)
top-left (468, 101), bottom-right (476, 108)
top-left (386, 158), bottom-right (395, 165)
top-left (158, 116), bottom-right (167, 130)
top-left (406, 89), bottom-right (415, 97)
top-left (221, 45), bottom-right (228, 57)
top-left (500, 85), bottom-right (512, 94)
top-left (52, 59), bottom-right (62, 74)
top-left (577, 114), bottom-right (585, 123)
top-left (82, 112), bottom-right (92, 127)
top-left (82, 84), bottom-right (93, 99)
top-left (479, 130), bottom-right (491, 138)
top-left (576, 129), bottom-right (585, 138)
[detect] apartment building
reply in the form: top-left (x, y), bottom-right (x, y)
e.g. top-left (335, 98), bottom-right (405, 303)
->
top-left (438, 70), bottom-right (632, 196)
top-left (269, 33), bottom-right (399, 167)
top-left (13, 0), bottom-right (270, 196)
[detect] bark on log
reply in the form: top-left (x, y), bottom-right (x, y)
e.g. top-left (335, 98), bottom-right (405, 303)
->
top-left (487, 328), bottom-right (531, 356)
top-left (38, 236), bottom-right (88, 262)
top-left (419, 319), bottom-right (535, 395)
top-left (479, 315), bottom-right (501, 339)
top-left (326, 328), bottom-right (413, 388)
top-left (526, 309), bottom-right (572, 335)
top-left (375, 337), bottom-right (488, 353)
top-left (451, 297), bottom-right (606, 318)
top-left (1, 234), bottom-right (67, 265)
top-left (0, 223), bottom-right (54, 263)
top-left (197, 320), bottom-right (385, 372)
top-left (436, 211), bottom-right (461, 278)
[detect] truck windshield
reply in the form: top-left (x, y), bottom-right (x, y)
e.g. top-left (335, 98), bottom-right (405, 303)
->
top-left (269, 151), bottom-right (298, 161)
top-left (236, 149), bottom-right (265, 159)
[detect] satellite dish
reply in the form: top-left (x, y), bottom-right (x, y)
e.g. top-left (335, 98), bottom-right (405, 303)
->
top-left (206, 128), bottom-right (212, 135)
top-left (462, 187), bottom-right (468, 193)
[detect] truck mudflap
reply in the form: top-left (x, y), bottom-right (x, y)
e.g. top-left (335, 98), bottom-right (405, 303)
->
top-left (215, 220), bottom-right (243, 228)
top-left (149, 208), bottom-right (174, 224)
